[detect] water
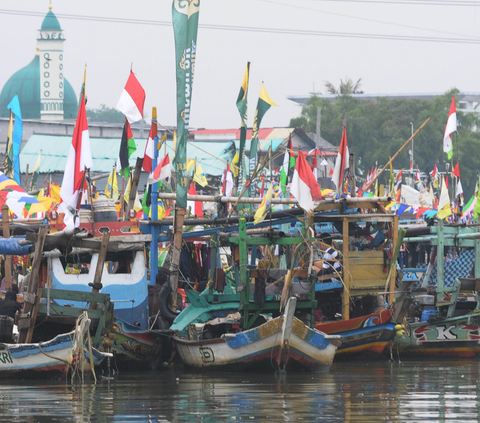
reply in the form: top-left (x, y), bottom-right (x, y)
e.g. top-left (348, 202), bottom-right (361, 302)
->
top-left (1, 360), bottom-right (480, 422)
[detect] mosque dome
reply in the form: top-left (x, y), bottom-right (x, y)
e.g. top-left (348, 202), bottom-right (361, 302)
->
top-left (0, 54), bottom-right (78, 120)
top-left (41, 10), bottom-right (61, 31)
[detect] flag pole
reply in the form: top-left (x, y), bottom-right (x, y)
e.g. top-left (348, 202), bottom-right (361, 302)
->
top-left (150, 108), bottom-right (159, 285)
top-left (364, 117), bottom-right (431, 193)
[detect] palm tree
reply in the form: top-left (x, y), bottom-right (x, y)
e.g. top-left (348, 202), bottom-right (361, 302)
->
top-left (324, 77), bottom-right (363, 95)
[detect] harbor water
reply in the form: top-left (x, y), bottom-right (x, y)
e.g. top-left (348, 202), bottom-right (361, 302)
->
top-left (1, 359), bottom-right (480, 422)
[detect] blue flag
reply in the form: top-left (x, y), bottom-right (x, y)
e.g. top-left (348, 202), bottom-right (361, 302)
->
top-left (7, 95), bottom-right (23, 185)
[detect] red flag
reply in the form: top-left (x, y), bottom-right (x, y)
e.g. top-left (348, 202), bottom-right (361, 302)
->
top-left (452, 162), bottom-right (460, 178)
top-left (187, 182), bottom-right (203, 217)
top-left (143, 126), bottom-right (155, 173)
top-left (291, 150), bottom-right (323, 211)
top-left (331, 126), bottom-right (349, 191)
top-left (149, 154), bottom-right (171, 183)
top-left (117, 71), bottom-right (146, 124)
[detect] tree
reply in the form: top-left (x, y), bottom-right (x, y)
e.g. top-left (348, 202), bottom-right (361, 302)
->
top-left (86, 104), bottom-right (125, 123)
top-left (289, 89), bottom-right (480, 199)
top-left (324, 77), bottom-right (363, 95)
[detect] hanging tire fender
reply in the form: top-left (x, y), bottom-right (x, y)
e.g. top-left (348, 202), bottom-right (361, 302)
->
top-left (158, 284), bottom-right (178, 323)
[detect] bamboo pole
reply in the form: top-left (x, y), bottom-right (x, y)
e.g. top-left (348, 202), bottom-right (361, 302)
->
top-left (1, 205), bottom-right (12, 290)
top-left (126, 158), bottom-right (144, 220)
top-left (89, 229), bottom-right (110, 310)
top-left (364, 117), bottom-right (431, 193)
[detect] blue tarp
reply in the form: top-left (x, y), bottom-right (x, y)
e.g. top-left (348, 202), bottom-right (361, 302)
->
top-left (0, 238), bottom-right (32, 255)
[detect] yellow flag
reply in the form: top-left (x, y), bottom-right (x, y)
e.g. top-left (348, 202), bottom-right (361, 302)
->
top-left (50, 184), bottom-right (61, 204)
top-left (105, 168), bottom-right (119, 201)
top-left (194, 164), bottom-right (208, 187)
top-left (254, 184), bottom-right (273, 225)
top-left (231, 152), bottom-right (239, 178)
top-left (124, 176), bottom-right (132, 204)
top-left (437, 177), bottom-right (452, 220)
top-left (187, 158), bottom-right (196, 174)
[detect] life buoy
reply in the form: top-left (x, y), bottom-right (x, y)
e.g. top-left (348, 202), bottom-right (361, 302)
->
top-left (158, 284), bottom-right (178, 323)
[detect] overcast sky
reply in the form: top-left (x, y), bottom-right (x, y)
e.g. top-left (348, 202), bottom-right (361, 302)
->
top-left (1, 0), bottom-right (480, 134)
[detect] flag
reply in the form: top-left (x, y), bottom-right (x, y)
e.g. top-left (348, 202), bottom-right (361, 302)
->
top-left (117, 119), bottom-right (137, 178)
top-left (395, 170), bottom-right (402, 202)
top-left (105, 168), bottom-right (119, 201)
top-left (50, 184), bottom-right (62, 205)
top-left (291, 150), bottom-right (323, 212)
top-left (221, 163), bottom-right (234, 197)
top-left (149, 154), bottom-right (171, 183)
top-left (456, 179), bottom-right (464, 197)
top-left (28, 150), bottom-right (42, 192)
top-left (143, 125), bottom-right (155, 173)
top-left (288, 137), bottom-right (296, 169)
top-left (231, 151), bottom-right (240, 178)
top-left (474, 186), bottom-right (480, 219)
top-left (7, 95), bottom-right (22, 185)
top-left (142, 183), bottom-right (151, 215)
top-left (443, 96), bottom-right (457, 160)
top-left (193, 163), bottom-right (208, 187)
top-left (331, 125), bottom-right (349, 192)
top-left (236, 62), bottom-right (250, 183)
top-left (280, 145), bottom-right (289, 196)
top-left (452, 162), bottom-right (460, 178)
top-left (253, 183), bottom-right (273, 225)
top-left (249, 83), bottom-right (277, 196)
top-left (187, 182), bottom-right (203, 217)
top-left (4, 114), bottom-right (13, 180)
top-left (172, 0), bottom-right (201, 209)
top-left (437, 176), bottom-right (452, 219)
top-left (431, 163), bottom-right (439, 188)
top-left (116, 70), bottom-right (146, 124)
top-left (124, 175), bottom-right (132, 204)
top-left (59, 91), bottom-right (92, 227)
top-left (311, 149), bottom-right (319, 180)
top-left (237, 184), bottom-right (253, 215)
top-left (187, 158), bottom-right (196, 175)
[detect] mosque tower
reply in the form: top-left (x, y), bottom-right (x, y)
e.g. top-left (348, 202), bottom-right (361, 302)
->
top-left (38, 1), bottom-right (65, 120)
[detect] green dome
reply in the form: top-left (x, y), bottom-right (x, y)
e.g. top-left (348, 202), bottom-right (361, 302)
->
top-left (0, 55), bottom-right (78, 119)
top-left (41, 11), bottom-right (61, 31)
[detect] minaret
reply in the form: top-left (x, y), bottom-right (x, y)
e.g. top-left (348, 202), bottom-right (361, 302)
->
top-left (38, 1), bottom-right (65, 120)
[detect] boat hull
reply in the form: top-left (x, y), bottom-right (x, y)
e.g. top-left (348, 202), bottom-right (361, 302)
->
top-left (394, 313), bottom-right (480, 358)
top-left (173, 316), bottom-right (339, 371)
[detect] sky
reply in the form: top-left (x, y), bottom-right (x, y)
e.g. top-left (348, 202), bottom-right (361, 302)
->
top-left (1, 0), bottom-right (480, 135)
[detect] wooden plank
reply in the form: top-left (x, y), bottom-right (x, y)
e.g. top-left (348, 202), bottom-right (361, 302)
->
top-left (349, 251), bottom-right (384, 259)
top-left (26, 288), bottom-right (43, 341)
top-left (89, 230), bottom-right (110, 310)
top-left (350, 265), bottom-right (387, 281)
top-left (349, 257), bottom-right (385, 266)
top-left (40, 289), bottom-right (109, 303)
top-left (18, 226), bottom-right (47, 343)
top-left (37, 304), bottom-right (102, 319)
top-left (350, 279), bottom-right (386, 289)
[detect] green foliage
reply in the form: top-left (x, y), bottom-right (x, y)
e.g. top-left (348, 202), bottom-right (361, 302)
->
top-left (86, 104), bottom-right (125, 123)
top-left (289, 89), bottom-right (480, 198)
top-left (324, 77), bottom-right (363, 95)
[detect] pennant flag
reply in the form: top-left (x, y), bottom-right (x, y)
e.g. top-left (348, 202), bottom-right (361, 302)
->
top-left (237, 184), bottom-right (253, 215)
top-left (395, 170), bottom-right (402, 202)
top-left (59, 91), bottom-right (92, 227)
top-left (0, 172), bottom-right (43, 217)
top-left (249, 83), bottom-right (277, 196)
top-left (280, 145), bottom-right (290, 196)
top-left (50, 184), bottom-right (62, 204)
top-left (396, 204), bottom-right (410, 217)
top-left (172, 0), bottom-right (201, 209)
top-left (291, 150), bottom-right (323, 212)
top-left (28, 149), bottom-right (42, 192)
top-left (456, 179), bottom-right (464, 197)
top-left (7, 95), bottom-right (23, 185)
top-left (443, 96), bottom-right (457, 160)
top-left (254, 183), bottom-right (273, 225)
top-left (143, 125), bottom-right (155, 173)
top-left (431, 163), bottom-right (439, 188)
top-left (4, 113), bottom-right (14, 180)
top-left (437, 176), bottom-right (452, 219)
top-left (474, 187), bottom-right (480, 219)
top-left (124, 175), bottom-right (132, 204)
top-left (331, 125), bottom-right (349, 192)
top-left (193, 163), bottom-right (208, 187)
top-left (187, 158), bottom-right (196, 175)
top-left (116, 70), bottom-right (146, 124)
top-left (149, 154), bottom-right (171, 183)
top-left (452, 162), bottom-right (460, 178)
top-left (311, 148), bottom-right (319, 180)
top-left (105, 168), bottom-right (119, 201)
top-left (231, 151), bottom-right (240, 178)
top-left (221, 163), bottom-right (234, 197)
top-left (187, 182), bottom-right (203, 217)
top-left (117, 119), bottom-right (137, 178)
top-left (236, 62), bottom-right (250, 184)
top-left (288, 137), bottom-right (296, 169)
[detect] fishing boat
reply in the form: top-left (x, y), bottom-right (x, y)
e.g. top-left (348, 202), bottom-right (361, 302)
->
top-left (0, 313), bottom-right (107, 377)
top-left (394, 219), bottom-right (480, 357)
top-left (173, 297), bottom-right (340, 370)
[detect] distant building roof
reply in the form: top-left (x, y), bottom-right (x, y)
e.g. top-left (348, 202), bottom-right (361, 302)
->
top-left (287, 92), bottom-right (480, 105)
top-left (41, 10), bottom-right (62, 31)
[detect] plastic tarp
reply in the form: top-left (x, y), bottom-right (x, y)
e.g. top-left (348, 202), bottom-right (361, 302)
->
top-left (0, 238), bottom-right (32, 255)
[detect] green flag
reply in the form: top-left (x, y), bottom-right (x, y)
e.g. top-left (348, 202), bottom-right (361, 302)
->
top-left (236, 62), bottom-right (250, 184)
top-left (474, 184), bottom-right (480, 220)
top-left (4, 113), bottom-right (14, 179)
top-left (172, 0), bottom-right (201, 209)
top-left (249, 83), bottom-right (277, 196)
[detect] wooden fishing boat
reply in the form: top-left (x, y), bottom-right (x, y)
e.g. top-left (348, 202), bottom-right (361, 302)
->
top-left (394, 220), bottom-right (480, 357)
top-left (0, 316), bottom-right (106, 377)
top-left (173, 297), bottom-right (340, 371)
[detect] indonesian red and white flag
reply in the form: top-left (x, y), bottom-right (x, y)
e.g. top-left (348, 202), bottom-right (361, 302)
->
top-left (443, 96), bottom-right (457, 159)
top-left (59, 91), bottom-right (92, 227)
top-left (431, 163), bottom-right (438, 179)
top-left (148, 154), bottom-right (171, 183)
top-left (187, 182), bottom-right (203, 217)
top-left (291, 150), bottom-right (323, 212)
top-left (116, 71), bottom-right (146, 124)
top-left (331, 126), bottom-right (349, 192)
top-left (310, 148), bottom-right (319, 179)
top-left (143, 126), bottom-right (155, 173)
top-left (221, 163), bottom-right (234, 197)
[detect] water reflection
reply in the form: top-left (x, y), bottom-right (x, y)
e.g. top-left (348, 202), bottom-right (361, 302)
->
top-left (0, 360), bottom-right (479, 421)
